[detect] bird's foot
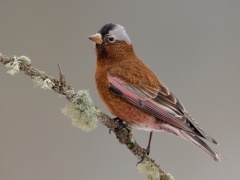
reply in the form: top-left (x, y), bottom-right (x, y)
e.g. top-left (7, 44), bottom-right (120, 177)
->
top-left (109, 117), bottom-right (126, 134)
top-left (113, 117), bottom-right (125, 132)
top-left (137, 131), bottom-right (152, 165)
top-left (136, 147), bottom-right (150, 165)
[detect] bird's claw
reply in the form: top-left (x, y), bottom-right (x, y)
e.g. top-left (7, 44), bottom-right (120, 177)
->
top-left (113, 117), bottom-right (125, 132)
top-left (108, 117), bottom-right (125, 134)
top-left (136, 148), bottom-right (150, 165)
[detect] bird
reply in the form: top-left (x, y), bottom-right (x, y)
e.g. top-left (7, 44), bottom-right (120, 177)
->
top-left (88, 23), bottom-right (221, 162)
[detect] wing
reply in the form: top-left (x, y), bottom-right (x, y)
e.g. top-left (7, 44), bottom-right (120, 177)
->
top-left (108, 69), bottom-right (218, 145)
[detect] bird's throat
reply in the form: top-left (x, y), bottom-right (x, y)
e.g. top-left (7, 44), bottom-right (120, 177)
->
top-left (95, 41), bottom-right (135, 61)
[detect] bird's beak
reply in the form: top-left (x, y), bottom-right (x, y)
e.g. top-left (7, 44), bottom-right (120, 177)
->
top-left (88, 33), bottom-right (103, 44)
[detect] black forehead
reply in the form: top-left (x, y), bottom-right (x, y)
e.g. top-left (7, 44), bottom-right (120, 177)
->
top-left (98, 23), bottom-right (117, 37)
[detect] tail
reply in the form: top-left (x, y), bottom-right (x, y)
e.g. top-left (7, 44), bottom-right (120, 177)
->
top-left (180, 131), bottom-right (222, 161)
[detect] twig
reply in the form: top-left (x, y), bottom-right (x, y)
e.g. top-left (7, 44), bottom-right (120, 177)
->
top-left (0, 53), bottom-right (174, 180)
top-left (58, 64), bottom-right (67, 89)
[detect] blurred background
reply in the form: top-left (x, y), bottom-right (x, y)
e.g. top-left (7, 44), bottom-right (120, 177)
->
top-left (0, 0), bottom-right (239, 179)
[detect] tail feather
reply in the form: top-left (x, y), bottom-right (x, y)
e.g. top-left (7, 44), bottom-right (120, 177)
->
top-left (180, 131), bottom-right (221, 161)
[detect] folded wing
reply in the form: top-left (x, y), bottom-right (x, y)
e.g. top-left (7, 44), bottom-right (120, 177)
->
top-left (108, 74), bottom-right (218, 145)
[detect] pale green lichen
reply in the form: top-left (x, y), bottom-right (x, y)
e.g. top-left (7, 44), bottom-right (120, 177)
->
top-left (19, 56), bottom-right (31, 65)
top-left (3, 55), bottom-right (31, 76)
top-left (166, 173), bottom-right (174, 180)
top-left (65, 89), bottom-right (78, 99)
top-left (4, 57), bottom-right (20, 75)
top-left (137, 160), bottom-right (174, 180)
top-left (62, 90), bottom-right (100, 132)
top-left (32, 76), bottom-right (54, 90)
top-left (137, 160), bottom-right (160, 180)
top-left (130, 134), bottom-right (135, 143)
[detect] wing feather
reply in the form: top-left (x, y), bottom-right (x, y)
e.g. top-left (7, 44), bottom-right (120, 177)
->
top-left (108, 73), bottom-right (218, 144)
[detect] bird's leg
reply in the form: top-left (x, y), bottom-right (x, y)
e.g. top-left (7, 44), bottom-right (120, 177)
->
top-left (146, 131), bottom-right (153, 155)
top-left (137, 131), bottom-right (153, 164)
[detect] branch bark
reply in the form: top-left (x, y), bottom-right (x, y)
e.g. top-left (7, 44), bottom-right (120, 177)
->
top-left (0, 53), bottom-right (173, 180)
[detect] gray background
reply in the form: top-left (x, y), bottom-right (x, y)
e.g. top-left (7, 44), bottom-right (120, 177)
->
top-left (0, 0), bottom-right (239, 179)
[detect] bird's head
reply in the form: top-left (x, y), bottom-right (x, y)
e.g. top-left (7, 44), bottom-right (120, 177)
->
top-left (88, 23), bottom-right (134, 60)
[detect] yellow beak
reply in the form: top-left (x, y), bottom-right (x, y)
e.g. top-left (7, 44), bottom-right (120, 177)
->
top-left (88, 33), bottom-right (103, 44)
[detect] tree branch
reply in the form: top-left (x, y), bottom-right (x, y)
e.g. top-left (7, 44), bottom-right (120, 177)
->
top-left (0, 53), bottom-right (174, 180)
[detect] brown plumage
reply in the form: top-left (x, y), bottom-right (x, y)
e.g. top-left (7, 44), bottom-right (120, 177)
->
top-left (95, 41), bottom-right (158, 126)
top-left (89, 23), bottom-right (222, 161)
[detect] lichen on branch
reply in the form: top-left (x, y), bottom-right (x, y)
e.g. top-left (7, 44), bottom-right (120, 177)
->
top-left (62, 90), bottom-right (100, 132)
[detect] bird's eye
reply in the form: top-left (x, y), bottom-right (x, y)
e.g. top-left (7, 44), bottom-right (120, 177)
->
top-left (108, 36), bottom-right (115, 42)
